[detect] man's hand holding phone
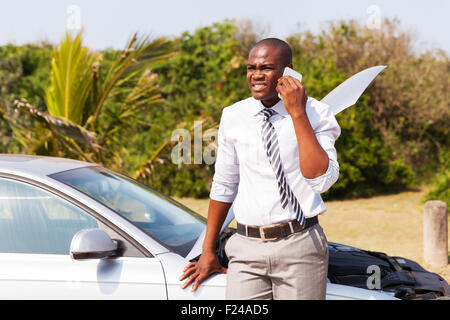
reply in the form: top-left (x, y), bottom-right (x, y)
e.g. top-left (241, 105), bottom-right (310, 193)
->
top-left (277, 67), bottom-right (308, 119)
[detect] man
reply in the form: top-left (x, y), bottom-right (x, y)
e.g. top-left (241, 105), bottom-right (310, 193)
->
top-left (179, 38), bottom-right (340, 299)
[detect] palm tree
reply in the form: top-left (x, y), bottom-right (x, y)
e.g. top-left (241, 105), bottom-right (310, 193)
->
top-left (14, 30), bottom-right (175, 168)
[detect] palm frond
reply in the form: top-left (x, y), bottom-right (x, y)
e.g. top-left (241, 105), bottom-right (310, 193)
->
top-left (45, 31), bottom-right (97, 124)
top-left (91, 33), bottom-right (175, 125)
top-left (14, 99), bottom-right (103, 154)
top-left (99, 69), bottom-right (163, 142)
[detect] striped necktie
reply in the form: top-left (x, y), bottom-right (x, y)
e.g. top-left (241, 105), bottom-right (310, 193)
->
top-left (260, 108), bottom-right (305, 227)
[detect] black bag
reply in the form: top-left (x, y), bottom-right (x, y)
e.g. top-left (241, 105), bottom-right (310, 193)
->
top-left (327, 242), bottom-right (450, 299)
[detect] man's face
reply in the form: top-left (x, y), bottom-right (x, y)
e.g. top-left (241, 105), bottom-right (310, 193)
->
top-left (247, 45), bottom-right (286, 107)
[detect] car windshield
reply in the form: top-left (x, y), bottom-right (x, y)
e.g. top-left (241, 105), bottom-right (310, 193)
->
top-left (50, 166), bottom-right (206, 257)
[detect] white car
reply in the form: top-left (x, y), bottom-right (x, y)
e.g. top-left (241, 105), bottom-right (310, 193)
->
top-left (0, 154), bottom-right (448, 300)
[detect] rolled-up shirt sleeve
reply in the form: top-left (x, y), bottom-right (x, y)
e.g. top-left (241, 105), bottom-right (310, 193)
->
top-left (304, 101), bottom-right (341, 193)
top-left (209, 108), bottom-right (239, 202)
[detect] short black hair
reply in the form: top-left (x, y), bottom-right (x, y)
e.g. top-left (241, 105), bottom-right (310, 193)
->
top-left (252, 38), bottom-right (292, 66)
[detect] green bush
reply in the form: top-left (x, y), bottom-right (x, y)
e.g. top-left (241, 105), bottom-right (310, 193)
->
top-left (323, 96), bottom-right (415, 199)
top-left (145, 163), bottom-right (211, 198)
top-left (423, 150), bottom-right (450, 205)
top-left (0, 43), bottom-right (53, 153)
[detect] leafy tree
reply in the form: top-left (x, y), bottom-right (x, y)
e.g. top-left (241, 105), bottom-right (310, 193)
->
top-left (304, 19), bottom-right (449, 177)
top-left (154, 21), bottom-right (249, 121)
top-left (0, 43), bottom-right (52, 109)
top-left (287, 32), bottom-right (415, 198)
top-left (0, 43), bottom-right (52, 153)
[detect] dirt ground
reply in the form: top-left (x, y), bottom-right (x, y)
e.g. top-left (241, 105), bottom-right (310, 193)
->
top-left (174, 186), bottom-right (450, 283)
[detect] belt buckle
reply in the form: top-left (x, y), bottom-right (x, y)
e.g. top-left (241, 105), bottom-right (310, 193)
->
top-left (260, 226), bottom-right (277, 241)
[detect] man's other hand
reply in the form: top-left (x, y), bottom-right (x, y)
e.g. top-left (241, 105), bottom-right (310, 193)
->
top-left (179, 250), bottom-right (227, 292)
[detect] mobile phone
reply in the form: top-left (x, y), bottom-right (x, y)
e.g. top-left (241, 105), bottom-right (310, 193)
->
top-left (278, 67), bottom-right (303, 98)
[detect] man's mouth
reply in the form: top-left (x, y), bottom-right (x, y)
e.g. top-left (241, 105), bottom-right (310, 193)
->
top-left (251, 84), bottom-right (267, 91)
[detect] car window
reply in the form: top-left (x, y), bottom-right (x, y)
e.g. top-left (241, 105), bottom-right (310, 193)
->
top-left (51, 166), bottom-right (206, 258)
top-left (0, 177), bottom-right (98, 254)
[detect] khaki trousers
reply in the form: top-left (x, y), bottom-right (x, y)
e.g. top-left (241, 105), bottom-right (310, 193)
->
top-left (225, 223), bottom-right (329, 300)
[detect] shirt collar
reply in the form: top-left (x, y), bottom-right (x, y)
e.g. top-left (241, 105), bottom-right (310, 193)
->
top-left (250, 97), bottom-right (289, 118)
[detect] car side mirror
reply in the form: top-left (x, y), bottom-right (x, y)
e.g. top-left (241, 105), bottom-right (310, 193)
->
top-left (70, 228), bottom-right (118, 260)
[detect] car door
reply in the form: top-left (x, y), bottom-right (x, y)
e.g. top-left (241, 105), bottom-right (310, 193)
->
top-left (0, 176), bottom-right (167, 299)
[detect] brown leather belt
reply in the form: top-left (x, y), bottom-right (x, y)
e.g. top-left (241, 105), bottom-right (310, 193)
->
top-left (236, 216), bottom-right (318, 241)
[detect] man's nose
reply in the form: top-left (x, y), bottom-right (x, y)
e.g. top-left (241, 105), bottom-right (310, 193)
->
top-left (252, 71), bottom-right (264, 80)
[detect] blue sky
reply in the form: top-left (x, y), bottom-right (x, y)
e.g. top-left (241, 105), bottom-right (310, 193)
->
top-left (0, 0), bottom-right (448, 53)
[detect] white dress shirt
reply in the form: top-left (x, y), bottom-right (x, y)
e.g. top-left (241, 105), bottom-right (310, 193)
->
top-left (210, 96), bottom-right (341, 226)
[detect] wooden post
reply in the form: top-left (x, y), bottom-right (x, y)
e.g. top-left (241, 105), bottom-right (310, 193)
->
top-left (423, 200), bottom-right (448, 267)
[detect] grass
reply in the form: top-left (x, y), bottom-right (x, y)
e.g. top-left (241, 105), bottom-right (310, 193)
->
top-left (175, 186), bottom-right (450, 283)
